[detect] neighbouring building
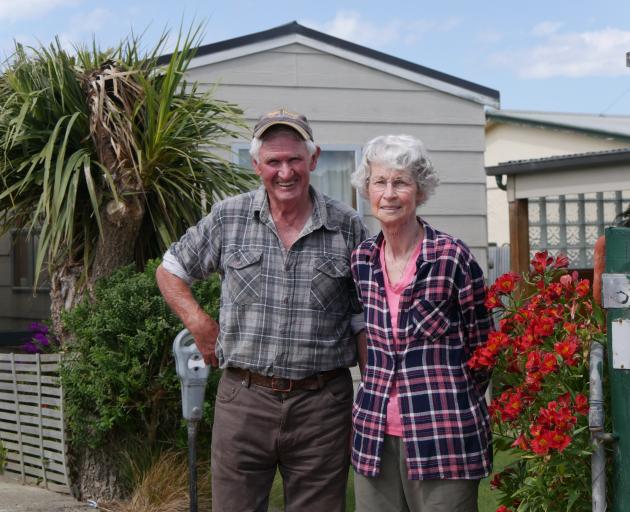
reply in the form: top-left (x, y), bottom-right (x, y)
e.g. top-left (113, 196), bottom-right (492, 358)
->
top-left (485, 109), bottom-right (630, 274)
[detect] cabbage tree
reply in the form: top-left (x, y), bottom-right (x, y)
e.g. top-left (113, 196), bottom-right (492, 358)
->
top-left (0, 27), bottom-right (255, 336)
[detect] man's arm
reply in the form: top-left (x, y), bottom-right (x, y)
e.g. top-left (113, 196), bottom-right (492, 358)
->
top-left (156, 264), bottom-right (219, 367)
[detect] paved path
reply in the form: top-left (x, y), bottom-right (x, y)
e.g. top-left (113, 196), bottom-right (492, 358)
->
top-left (0, 476), bottom-right (89, 512)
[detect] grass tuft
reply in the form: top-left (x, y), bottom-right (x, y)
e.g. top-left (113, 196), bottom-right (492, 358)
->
top-left (100, 451), bottom-right (211, 512)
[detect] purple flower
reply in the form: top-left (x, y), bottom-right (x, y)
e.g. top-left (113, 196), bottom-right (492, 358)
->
top-left (33, 333), bottom-right (50, 346)
top-left (29, 322), bottom-right (49, 335)
top-left (22, 341), bottom-right (40, 354)
top-left (21, 321), bottom-right (57, 354)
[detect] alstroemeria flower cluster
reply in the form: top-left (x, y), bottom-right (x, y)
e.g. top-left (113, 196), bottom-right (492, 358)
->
top-left (469, 251), bottom-right (606, 511)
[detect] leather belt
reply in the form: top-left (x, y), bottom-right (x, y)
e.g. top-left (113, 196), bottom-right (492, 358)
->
top-left (227, 367), bottom-right (345, 392)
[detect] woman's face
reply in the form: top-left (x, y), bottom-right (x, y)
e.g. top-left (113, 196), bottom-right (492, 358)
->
top-left (367, 163), bottom-right (423, 228)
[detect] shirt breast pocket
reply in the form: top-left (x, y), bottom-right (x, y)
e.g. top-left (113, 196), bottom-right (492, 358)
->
top-left (409, 297), bottom-right (451, 342)
top-left (224, 250), bottom-right (262, 305)
top-left (310, 257), bottom-right (349, 312)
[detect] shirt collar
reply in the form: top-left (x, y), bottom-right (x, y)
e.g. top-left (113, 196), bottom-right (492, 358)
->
top-left (252, 185), bottom-right (336, 232)
top-left (366, 217), bottom-right (439, 264)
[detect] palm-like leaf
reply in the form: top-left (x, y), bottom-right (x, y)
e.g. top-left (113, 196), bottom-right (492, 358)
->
top-left (0, 27), bottom-right (256, 324)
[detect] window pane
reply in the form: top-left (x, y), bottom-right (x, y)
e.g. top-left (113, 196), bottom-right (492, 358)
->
top-left (310, 151), bottom-right (355, 206)
top-left (12, 232), bottom-right (29, 287)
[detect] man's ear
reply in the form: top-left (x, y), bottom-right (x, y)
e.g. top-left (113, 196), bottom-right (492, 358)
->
top-left (252, 159), bottom-right (262, 177)
top-left (309, 146), bottom-right (321, 172)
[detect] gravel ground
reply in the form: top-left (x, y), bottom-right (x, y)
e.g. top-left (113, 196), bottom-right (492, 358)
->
top-left (0, 475), bottom-right (90, 512)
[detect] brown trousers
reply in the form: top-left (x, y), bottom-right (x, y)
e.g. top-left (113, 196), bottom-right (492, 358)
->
top-left (211, 367), bottom-right (353, 512)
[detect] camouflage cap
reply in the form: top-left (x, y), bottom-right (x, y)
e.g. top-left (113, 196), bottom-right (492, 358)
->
top-left (253, 108), bottom-right (313, 141)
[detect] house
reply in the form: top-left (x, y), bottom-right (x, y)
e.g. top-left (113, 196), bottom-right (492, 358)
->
top-left (176, 21), bottom-right (499, 263)
top-left (485, 109), bottom-right (630, 273)
top-left (0, 21), bottom-right (499, 332)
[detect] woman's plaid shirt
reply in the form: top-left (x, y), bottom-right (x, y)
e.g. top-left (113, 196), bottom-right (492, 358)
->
top-left (350, 219), bottom-right (493, 480)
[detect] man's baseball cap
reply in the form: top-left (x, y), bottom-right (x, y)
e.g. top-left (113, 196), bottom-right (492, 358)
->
top-left (253, 109), bottom-right (313, 141)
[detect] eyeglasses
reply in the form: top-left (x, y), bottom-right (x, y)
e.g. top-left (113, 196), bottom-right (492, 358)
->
top-left (368, 177), bottom-right (415, 192)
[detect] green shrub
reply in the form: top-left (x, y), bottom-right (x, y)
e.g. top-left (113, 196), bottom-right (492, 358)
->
top-left (61, 258), bottom-right (221, 451)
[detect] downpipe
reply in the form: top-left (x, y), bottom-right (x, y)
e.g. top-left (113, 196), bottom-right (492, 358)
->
top-left (590, 340), bottom-right (615, 512)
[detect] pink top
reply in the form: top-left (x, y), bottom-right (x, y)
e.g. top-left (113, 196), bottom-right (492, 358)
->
top-left (380, 239), bottom-right (423, 437)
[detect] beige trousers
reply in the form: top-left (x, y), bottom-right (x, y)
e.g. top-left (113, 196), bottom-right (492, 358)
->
top-left (354, 435), bottom-right (480, 512)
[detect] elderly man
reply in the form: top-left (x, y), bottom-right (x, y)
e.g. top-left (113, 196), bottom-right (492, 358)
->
top-left (156, 109), bottom-right (368, 511)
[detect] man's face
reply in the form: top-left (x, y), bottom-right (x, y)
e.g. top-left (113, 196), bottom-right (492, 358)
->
top-left (253, 131), bottom-right (319, 208)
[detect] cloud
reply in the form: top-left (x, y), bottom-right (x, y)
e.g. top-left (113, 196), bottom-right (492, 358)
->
top-left (531, 21), bottom-right (563, 37)
top-left (0, 0), bottom-right (80, 22)
top-left (56, 8), bottom-right (114, 51)
top-left (476, 29), bottom-right (504, 44)
top-left (492, 27), bottom-right (630, 78)
top-left (302, 11), bottom-right (460, 48)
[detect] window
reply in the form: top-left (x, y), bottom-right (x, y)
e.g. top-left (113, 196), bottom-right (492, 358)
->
top-left (11, 231), bottom-right (48, 290)
top-left (235, 145), bottom-right (362, 211)
top-left (529, 191), bottom-right (630, 268)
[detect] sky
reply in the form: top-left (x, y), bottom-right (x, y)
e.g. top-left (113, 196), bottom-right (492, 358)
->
top-left (1, 0), bottom-right (630, 116)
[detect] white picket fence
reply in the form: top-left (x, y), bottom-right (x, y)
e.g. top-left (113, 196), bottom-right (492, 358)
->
top-left (0, 352), bottom-right (70, 493)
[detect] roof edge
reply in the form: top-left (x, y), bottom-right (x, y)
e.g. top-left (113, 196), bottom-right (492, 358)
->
top-left (159, 21), bottom-right (500, 102)
top-left (487, 110), bottom-right (630, 141)
top-left (486, 148), bottom-right (630, 176)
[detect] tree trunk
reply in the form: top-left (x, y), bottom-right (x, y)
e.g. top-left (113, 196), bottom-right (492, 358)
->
top-left (51, 196), bottom-right (145, 501)
top-left (68, 441), bottom-right (128, 501)
top-left (49, 196), bottom-right (145, 338)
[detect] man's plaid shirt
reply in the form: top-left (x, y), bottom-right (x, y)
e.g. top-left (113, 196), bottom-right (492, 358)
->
top-left (350, 219), bottom-right (493, 480)
top-left (163, 186), bottom-right (368, 379)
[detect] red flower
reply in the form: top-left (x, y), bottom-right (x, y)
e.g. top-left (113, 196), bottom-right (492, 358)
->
top-left (530, 432), bottom-right (551, 455)
top-left (548, 430), bottom-right (572, 452)
top-left (485, 289), bottom-right (502, 309)
top-left (575, 279), bottom-right (590, 297)
top-left (541, 353), bottom-right (559, 375)
top-left (554, 336), bottom-right (579, 365)
top-left (574, 394), bottom-right (589, 415)
top-left (553, 254), bottom-right (570, 268)
top-left (496, 506), bottom-right (512, 512)
top-left (531, 251), bottom-right (553, 273)
top-left (563, 322), bottom-right (577, 334)
top-left (495, 272), bottom-right (521, 294)
top-left (544, 282), bottom-right (563, 300)
top-left (534, 316), bottom-right (556, 337)
top-left (559, 274), bottom-right (573, 289)
top-left (512, 433), bottom-right (529, 451)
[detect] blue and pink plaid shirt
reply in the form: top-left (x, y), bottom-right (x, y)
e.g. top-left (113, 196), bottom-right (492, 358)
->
top-left (350, 218), bottom-right (493, 480)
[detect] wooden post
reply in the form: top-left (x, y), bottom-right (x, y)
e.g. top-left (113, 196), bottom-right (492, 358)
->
top-left (509, 198), bottom-right (530, 274)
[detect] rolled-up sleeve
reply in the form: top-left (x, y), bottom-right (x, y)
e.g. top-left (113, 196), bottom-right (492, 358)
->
top-left (162, 205), bottom-right (222, 284)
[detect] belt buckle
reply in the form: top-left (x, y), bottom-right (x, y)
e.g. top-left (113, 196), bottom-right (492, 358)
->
top-left (270, 377), bottom-right (293, 392)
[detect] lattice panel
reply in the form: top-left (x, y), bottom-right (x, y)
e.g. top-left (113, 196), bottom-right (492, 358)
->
top-left (529, 191), bottom-right (630, 268)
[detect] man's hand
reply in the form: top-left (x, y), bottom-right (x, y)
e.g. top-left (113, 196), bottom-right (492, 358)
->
top-left (156, 264), bottom-right (220, 367)
top-left (189, 313), bottom-right (220, 367)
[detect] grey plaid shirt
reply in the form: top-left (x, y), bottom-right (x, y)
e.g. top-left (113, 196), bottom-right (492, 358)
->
top-left (163, 186), bottom-right (369, 379)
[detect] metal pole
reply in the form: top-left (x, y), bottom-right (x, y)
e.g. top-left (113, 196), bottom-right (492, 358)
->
top-left (188, 421), bottom-right (198, 512)
top-left (589, 340), bottom-right (607, 512)
top-left (604, 227), bottom-right (630, 512)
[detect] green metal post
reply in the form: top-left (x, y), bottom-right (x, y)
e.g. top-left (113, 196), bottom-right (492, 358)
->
top-left (605, 227), bottom-right (630, 512)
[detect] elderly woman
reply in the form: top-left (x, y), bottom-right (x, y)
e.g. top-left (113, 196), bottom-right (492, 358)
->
top-left (350, 135), bottom-right (492, 512)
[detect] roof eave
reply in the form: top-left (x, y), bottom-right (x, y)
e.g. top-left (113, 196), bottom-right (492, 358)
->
top-left (486, 149), bottom-right (630, 176)
top-left (159, 21), bottom-right (500, 107)
top-left (486, 111), bottom-right (630, 140)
